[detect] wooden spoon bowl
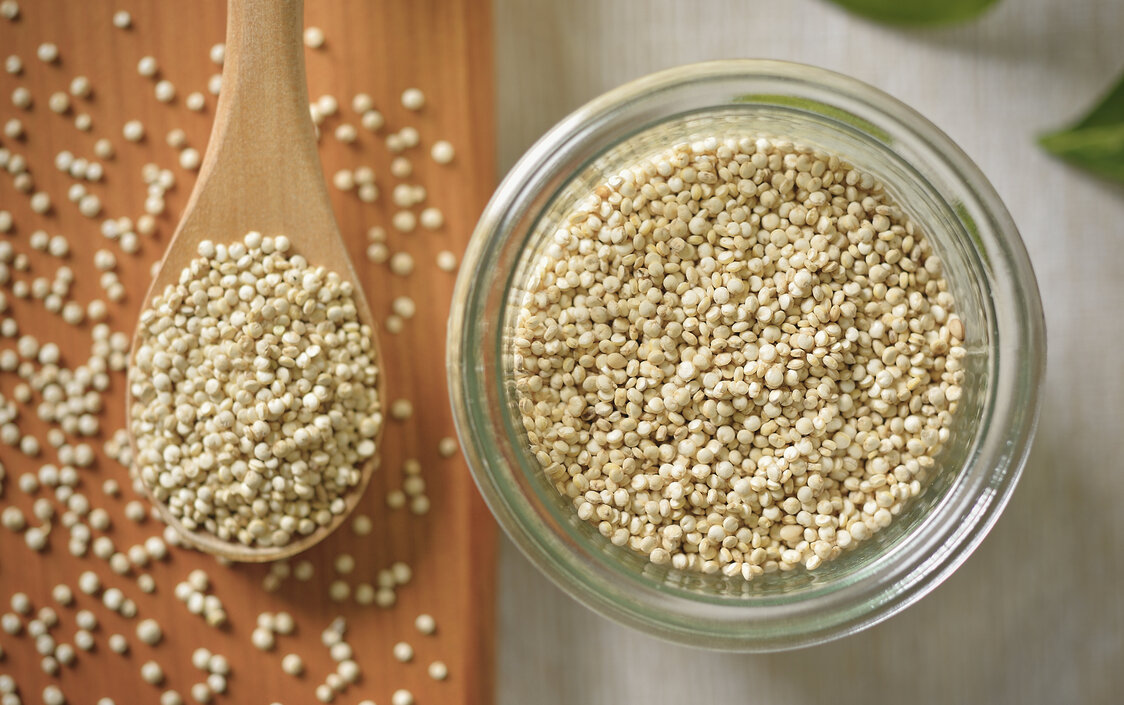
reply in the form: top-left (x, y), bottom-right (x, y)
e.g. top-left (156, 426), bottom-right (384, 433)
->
top-left (126, 0), bottom-right (384, 562)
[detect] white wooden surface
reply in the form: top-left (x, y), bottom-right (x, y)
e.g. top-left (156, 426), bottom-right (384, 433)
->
top-left (492, 1), bottom-right (1124, 702)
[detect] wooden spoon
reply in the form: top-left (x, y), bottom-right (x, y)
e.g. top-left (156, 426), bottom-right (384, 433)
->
top-left (126, 0), bottom-right (383, 562)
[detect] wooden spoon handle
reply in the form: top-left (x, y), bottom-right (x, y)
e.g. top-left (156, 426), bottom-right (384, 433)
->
top-left (175, 0), bottom-right (340, 250)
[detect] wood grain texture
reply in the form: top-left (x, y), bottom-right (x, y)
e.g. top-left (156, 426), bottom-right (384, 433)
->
top-left (493, 1), bottom-right (1124, 703)
top-left (0, 0), bottom-right (495, 703)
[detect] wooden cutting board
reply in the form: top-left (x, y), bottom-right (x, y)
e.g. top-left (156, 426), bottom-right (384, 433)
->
top-left (0, 1), bottom-right (496, 703)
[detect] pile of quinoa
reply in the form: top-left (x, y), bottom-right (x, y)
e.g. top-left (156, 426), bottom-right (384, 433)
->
top-left (513, 136), bottom-right (965, 580)
top-left (129, 232), bottom-right (381, 548)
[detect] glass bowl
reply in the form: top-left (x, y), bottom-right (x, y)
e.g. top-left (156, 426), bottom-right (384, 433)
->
top-left (448, 60), bottom-right (1045, 651)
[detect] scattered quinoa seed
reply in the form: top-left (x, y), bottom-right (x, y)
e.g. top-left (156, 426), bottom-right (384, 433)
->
top-left (392, 641), bottom-right (413, 662)
top-left (282, 653), bottom-right (303, 675)
top-left (303, 26), bottom-right (325, 48)
top-left (437, 436), bottom-right (458, 458)
top-left (428, 660), bottom-right (449, 680)
top-left (37, 42), bottom-right (59, 63)
top-left (430, 140), bottom-right (455, 164)
top-left (436, 250), bottom-right (458, 271)
top-left (389, 252), bottom-right (414, 276)
top-left (123, 120), bottom-right (145, 142)
top-left (400, 88), bottom-right (425, 111)
top-left (137, 56), bottom-right (157, 77)
top-left (414, 613), bottom-right (436, 634)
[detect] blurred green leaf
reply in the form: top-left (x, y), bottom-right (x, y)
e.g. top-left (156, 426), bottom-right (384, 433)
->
top-left (827, 0), bottom-right (1000, 25)
top-left (1039, 72), bottom-right (1124, 182)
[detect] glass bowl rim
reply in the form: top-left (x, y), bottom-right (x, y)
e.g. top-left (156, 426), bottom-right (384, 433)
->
top-left (449, 59), bottom-right (1046, 651)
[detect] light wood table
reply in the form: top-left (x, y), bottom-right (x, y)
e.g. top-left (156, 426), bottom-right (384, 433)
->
top-left (0, 1), bottom-right (494, 703)
top-left (493, 1), bottom-right (1124, 702)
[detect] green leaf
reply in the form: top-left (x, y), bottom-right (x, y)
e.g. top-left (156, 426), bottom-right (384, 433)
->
top-left (826, 0), bottom-right (1000, 25)
top-left (1039, 72), bottom-right (1124, 183)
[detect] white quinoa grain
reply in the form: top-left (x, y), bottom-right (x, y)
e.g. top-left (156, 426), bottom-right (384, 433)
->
top-left (390, 561), bottom-right (412, 584)
top-left (122, 120), bottom-right (144, 142)
top-left (179, 148), bottom-right (201, 171)
top-left (281, 653), bottom-right (303, 675)
top-left (37, 43), bottom-right (59, 63)
top-left (385, 489), bottom-right (406, 508)
top-left (11, 85), bottom-right (30, 108)
top-left (334, 553), bottom-right (355, 574)
top-left (207, 653), bottom-right (229, 675)
top-left (392, 210), bottom-right (417, 233)
top-left (357, 183), bottom-right (378, 202)
top-left (400, 88), bottom-right (424, 111)
top-left (360, 110), bottom-right (384, 132)
top-left (415, 613), bottom-right (437, 634)
top-left (74, 629), bottom-right (94, 651)
top-left (354, 583), bottom-right (376, 605)
top-left (190, 683), bottom-right (211, 704)
top-left (390, 398), bottom-right (413, 420)
top-left (191, 647), bottom-right (211, 670)
top-left (351, 92), bottom-right (373, 113)
top-left (437, 436), bottom-right (458, 458)
top-left (390, 156), bottom-right (412, 178)
top-left (334, 660), bottom-right (358, 684)
top-left (389, 252), bottom-right (414, 276)
top-left (48, 91), bottom-right (69, 113)
top-left (391, 296), bottom-right (416, 319)
top-left (428, 660), bottom-right (449, 680)
top-left (329, 641), bottom-right (352, 662)
top-left (316, 95), bottom-right (338, 116)
top-left (112, 10), bottom-right (131, 28)
top-left (141, 660), bottom-right (165, 685)
top-left (69, 75), bottom-right (91, 97)
top-left (419, 207), bottom-right (444, 230)
top-left (30, 191), bottom-right (50, 213)
top-left (137, 56), bottom-right (157, 77)
top-left (333, 169), bottom-right (354, 191)
top-left (136, 619), bottom-right (162, 645)
top-left (94, 138), bottom-right (114, 158)
top-left (329, 580), bottom-right (350, 602)
top-left (108, 633), bottom-right (128, 653)
top-left (274, 611), bottom-right (294, 634)
top-left (186, 92), bottom-right (206, 111)
top-left (251, 627), bottom-right (274, 651)
top-left (430, 140), bottom-right (455, 164)
top-left (392, 641), bottom-right (413, 662)
top-left (351, 514), bottom-right (372, 535)
top-left (303, 26), bottom-right (325, 48)
top-left (155, 80), bottom-right (175, 102)
top-left (334, 124), bottom-right (357, 143)
top-left (435, 250), bottom-right (458, 271)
